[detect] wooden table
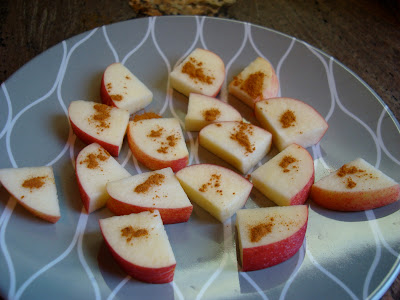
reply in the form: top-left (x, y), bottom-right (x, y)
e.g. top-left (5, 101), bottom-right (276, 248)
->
top-left (1, 1), bottom-right (399, 299)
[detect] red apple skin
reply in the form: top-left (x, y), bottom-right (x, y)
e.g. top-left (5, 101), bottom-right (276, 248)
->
top-left (100, 72), bottom-right (118, 108)
top-left (310, 184), bottom-right (400, 211)
top-left (127, 125), bottom-right (188, 172)
top-left (74, 158), bottom-right (92, 214)
top-left (99, 222), bottom-right (176, 283)
top-left (2, 187), bottom-right (60, 223)
top-left (241, 218), bottom-right (308, 272)
top-left (289, 172), bottom-right (315, 205)
top-left (107, 197), bottom-right (193, 224)
top-left (69, 118), bottom-right (121, 157)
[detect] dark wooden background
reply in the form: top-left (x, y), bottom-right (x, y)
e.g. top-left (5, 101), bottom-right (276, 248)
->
top-left (0, 0), bottom-right (399, 299)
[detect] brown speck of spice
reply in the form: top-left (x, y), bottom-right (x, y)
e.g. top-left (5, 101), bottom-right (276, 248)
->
top-left (199, 173), bottom-right (222, 195)
top-left (346, 177), bottom-right (357, 189)
top-left (125, 76), bottom-right (131, 80)
top-left (121, 226), bottom-right (148, 243)
top-left (202, 108), bottom-right (221, 121)
top-left (250, 219), bottom-right (274, 243)
top-left (90, 104), bottom-right (112, 132)
top-left (337, 164), bottom-right (363, 177)
top-left (81, 148), bottom-right (110, 170)
top-left (134, 173), bottom-right (165, 193)
top-left (148, 127), bottom-right (163, 138)
top-left (111, 94), bottom-right (123, 101)
top-left (279, 155), bottom-right (298, 173)
top-left (280, 110), bottom-right (296, 128)
top-left (239, 71), bottom-right (265, 98)
top-left (230, 122), bottom-right (255, 154)
top-left (132, 112), bottom-right (162, 122)
top-left (22, 176), bottom-right (48, 191)
top-left (182, 57), bottom-right (214, 85)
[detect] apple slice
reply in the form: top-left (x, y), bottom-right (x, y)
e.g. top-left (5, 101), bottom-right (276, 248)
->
top-left (251, 144), bottom-right (314, 206)
top-left (175, 164), bottom-right (253, 222)
top-left (170, 48), bottom-right (225, 97)
top-left (68, 100), bottom-right (129, 156)
top-left (255, 97), bottom-right (328, 151)
top-left (199, 121), bottom-right (272, 174)
top-left (228, 57), bottom-right (279, 109)
top-left (99, 210), bottom-right (176, 283)
top-left (310, 158), bottom-right (400, 211)
top-left (184, 93), bottom-right (242, 131)
top-left (0, 166), bottom-right (60, 223)
top-left (236, 205), bottom-right (308, 271)
top-left (127, 118), bottom-right (189, 172)
top-left (106, 167), bottom-right (193, 224)
top-left (100, 63), bottom-right (153, 114)
top-left (75, 143), bottom-right (131, 213)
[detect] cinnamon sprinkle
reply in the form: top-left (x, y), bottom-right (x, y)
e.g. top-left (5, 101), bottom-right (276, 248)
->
top-left (250, 220), bottom-right (274, 243)
top-left (230, 122), bottom-right (255, 154)
top-left (134, 173), bottom-right (165, 193)
top-left (240, 71), bottom-right (265, 98)
top-left (81, 148), bottom-right (110, 170)
top-left (132, 112), bottom-right (162, 122)
top-left (110, 94), bottom-right (123, 101)
top-left (279, 155), bottom-right (298, 173)
top-left (280, 110), bottom-right (296, 128)
top-left (182, 57), bottom-right (214, 85)
top-left (202, 108), bottom-right (221, 121)
top-left (121, 226), bottom-right (148, 243)
top-left (22, 176), bottom-right (48, 191)
top-left (90, 103), bottom-right (112, 132)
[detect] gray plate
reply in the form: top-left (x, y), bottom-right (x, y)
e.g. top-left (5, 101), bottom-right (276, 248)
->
top-left (0, 16), bottom-right (399, 300)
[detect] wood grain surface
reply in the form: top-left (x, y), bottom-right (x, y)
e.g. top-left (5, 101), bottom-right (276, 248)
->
top-left (0, 0), bottom-right (399, 299)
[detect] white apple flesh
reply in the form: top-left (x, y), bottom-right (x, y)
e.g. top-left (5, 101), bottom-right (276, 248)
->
top-left (106, 167), bottom-right (193, 224)
top-left (255, 97), bottom-right (328, 151)
top-left (99, 210), bottom-right (176, 283)
top-left (0, 166), bottom-right (60, 223)
top-left (236, 205), bottom-right (308, 271)
top-left (251, 144), bottom-right (315, 206)
top-left (101, 63), bottom-right (153, 114)
top-left (170, 48), bottom-right (225, 97)
top-left (311, 158), bottom-right (400, 211)
top-left (75, 143), bottom-right (131, 213)
top-left (175, 164), bottom-right (253, 222)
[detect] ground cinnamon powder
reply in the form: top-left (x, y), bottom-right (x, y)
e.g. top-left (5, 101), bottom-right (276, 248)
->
top-left (182, 57), bottom-right (214, 85)
top-left (81, 148), bottom-right (110, 170)
top-left (22, 176), bottom-right (47, 190)
top-left (132, 112), bottom-right (162, 122)
top-left (239, 71), bottom-right (265, 98)
top-left (110, 94), bottom-right (123, 101)
top-left (148, 127), bottom-right (163, 138)
top-left (202, 108), bottom-right (221, 121)
top-left (90, 104), bottom-right (112, 132)
top-left (230, 122), bottom-right (255, 154)
top-left (279, 155), bottom-right (298, 173)
top-left (199, 173), bottom-right (222, 195)
top-left (121, 226), bottom-right (148, 243)
top-left (134, 173), bottom-right (165, 193)
top-left (250, 220), bottom-right (274, 243)
top-left (337, 164), bottom-right (363, 177)
top-left (280, 110), bottom-right (296, 128)
top-left (346, 177), bottom-right (357, 189)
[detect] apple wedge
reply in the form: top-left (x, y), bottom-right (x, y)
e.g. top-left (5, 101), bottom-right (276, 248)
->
top-left (184, 93), bottom-right (242, 131)
top-left (106, 167), bottom-right (193, 224)
top-left (170, 48), bottom-right (225, 97)
top-left (236, 205), bottom-right (308, 271)
top-left (75, 143), bottom-right (131, 213)
top-left (251, 144), bottom-right (314, 206)
top-left (255, 97), bottom-right (328, 151)
top-left (127, 118), bottom-right (189, 172)
top-left (175, 164), bottom-right (253, 222)
top-left (310, 158), bottom-right (400, 211)
top-left (99, 210), bottom-right (176, 283)
top-left (199, 121), bottom-right (272, 174)
top-left (100, 63), bottom-right (153, 114)
top-left (68, 100), bottom-right (130, 156)
top-left (0, 166), bottom-right (60, 223)
top-left (228, 57), bottom-right (279, 109)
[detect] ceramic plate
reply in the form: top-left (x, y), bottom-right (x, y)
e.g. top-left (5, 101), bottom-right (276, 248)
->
top-left (0, 16), bottom-right (399, 300)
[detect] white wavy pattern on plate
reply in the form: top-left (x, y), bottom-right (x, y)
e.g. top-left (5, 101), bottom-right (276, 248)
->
top-left (0, 16), bottom-right (399, 300)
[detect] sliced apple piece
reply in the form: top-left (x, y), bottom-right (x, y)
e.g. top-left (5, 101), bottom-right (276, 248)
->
top-left (236, 205), bottom-right (308, 271)
top-left (310, 158), bottom-right (400, 211)
top-left (175, 164), bottom-right (252, 222)
top-left (0, 166), bottom-right (60, 223)
top-left (127, 118), bottom-right (189, 172)
top-left (251, 144), bottom-right (314, 206)
top-left (255, 97), bottom-right (328, 151)
top-left (170, 48), bottom-right (225, 97)
top-left (68, 100), bottom-right (129, 156)
top-left (184, 93), bottom-right (242, 131)
top-left (100, 63), bottom-right (153, 114)
top-left (199, 121), bottom-right (272, 174)
top-left (99, 210), bottom-right (176, 283)
top-left (228, 57), bottom-right (279, 109)
top-left (75, 143), bottom-right (131, 213)
top-left (106, 167), bottom-right (192, 224)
